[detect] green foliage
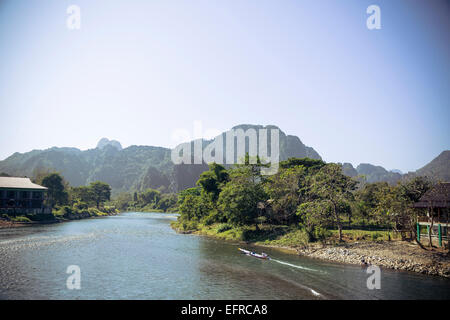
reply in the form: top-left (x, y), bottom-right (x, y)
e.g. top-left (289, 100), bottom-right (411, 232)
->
top-left (174, 156), bottom-right (436, 246)
top-left (217, 166), bottom-right (267, 226)
top-left (215, 223), bottom-right (233, 233)
top-left (197, 163), bottom-right (229, 201)
top-left (280, 157), bottom-right (326, 172)
top-left (11, 216), bottom-right (31, 223)
top-left (40, 172), bottom-right (69, 208)
top-left (89, 181), bottom-right (111, 209)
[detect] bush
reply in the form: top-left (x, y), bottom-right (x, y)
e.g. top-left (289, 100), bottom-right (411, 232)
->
top-left (314, 226), bottom-right (332, 243)
top-left (12, 216), bottom-right (31, 223)
top-left (371, 232), bottom-right (382, 241)
top-left (88, 208), bottom-right (101, 216)
top-left (216, 223), bottom-right (232, 233)
top-left (74, 201), bottom-right (88, 211)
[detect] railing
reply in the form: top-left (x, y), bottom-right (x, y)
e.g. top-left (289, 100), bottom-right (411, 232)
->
top-left (417, 216), bottom-right (449, 224)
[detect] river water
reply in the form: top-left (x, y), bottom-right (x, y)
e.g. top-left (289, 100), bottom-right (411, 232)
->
top-left (0, 212), bottom-right (448, 300)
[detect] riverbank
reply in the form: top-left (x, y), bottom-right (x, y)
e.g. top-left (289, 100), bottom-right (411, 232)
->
top-left (171, 222), bottom-right (450, 278)
top-left (0, 208), bottom-right (120, 228)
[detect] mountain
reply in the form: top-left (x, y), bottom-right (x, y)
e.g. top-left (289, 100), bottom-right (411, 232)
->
top-left (0, 125), bottom-right (322, 193)
top-left (356, 163), bottom-right (403, 184)
top-left (339, 151), bottom-right (450, 184)
top-left (96, 138), bottom-right (122, 150)
top-left (1, 125), bottom-right (446, 192)
top-left (405, 150), bottom-right (450, 182)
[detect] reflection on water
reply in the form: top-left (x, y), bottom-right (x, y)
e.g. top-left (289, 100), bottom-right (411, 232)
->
top-left (0, 212), bottom-right (448, 300)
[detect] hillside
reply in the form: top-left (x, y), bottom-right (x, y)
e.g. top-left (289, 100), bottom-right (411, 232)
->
top-left (405, 150), bottom-right (450, 182)
top-left (0, 124), bottom-right (322, 193)
top-left (1, 125), bottom-right (447, 192)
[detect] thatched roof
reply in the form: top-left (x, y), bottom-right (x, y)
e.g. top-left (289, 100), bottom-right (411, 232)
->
top-left (413, 182), bottom-right (450, 208)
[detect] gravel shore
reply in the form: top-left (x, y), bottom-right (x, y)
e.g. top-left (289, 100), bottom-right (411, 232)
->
top-left (294, 241), bottom-right (450, 278)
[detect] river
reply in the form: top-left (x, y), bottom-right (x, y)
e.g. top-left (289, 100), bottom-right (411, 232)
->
top-left (0, 212), bottom-right (448, 299)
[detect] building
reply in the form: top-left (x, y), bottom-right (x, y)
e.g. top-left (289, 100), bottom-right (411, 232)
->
top-left (413, 182), bottom-right (450, 248)
top-left (0, 177), bottom-right (50, 215)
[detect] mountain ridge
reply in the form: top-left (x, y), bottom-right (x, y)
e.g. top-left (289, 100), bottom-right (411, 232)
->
top-left (0, 125), bottom-right (448, 192)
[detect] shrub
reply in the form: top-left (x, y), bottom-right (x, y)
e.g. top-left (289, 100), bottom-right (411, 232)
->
top-left (216, 223), bottom-right (233, 233)
top-left (371, 232), bottom-right (382, 241)
top-left (88, 208), bottom-right (101, 216)
top-left (314, 226), bottom-right (332, 243)
top-left (12, 216), bottom-right (31, 223)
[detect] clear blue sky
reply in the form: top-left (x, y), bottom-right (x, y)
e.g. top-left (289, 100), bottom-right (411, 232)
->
top-left (0, 0), bottom-right (448, 172)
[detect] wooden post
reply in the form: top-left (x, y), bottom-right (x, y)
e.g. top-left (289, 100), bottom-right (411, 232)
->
top-left (438, 224), bottom-right (442, 247)
top-left (417, 223), bottom-right (420, 242)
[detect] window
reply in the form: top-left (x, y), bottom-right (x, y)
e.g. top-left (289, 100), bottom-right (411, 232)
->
top-left (32, 192), bottom-right (42, 199)
top-left (7, 190), bottom-right (16, 199)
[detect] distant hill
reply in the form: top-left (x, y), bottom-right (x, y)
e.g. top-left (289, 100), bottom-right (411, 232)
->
top-left (339, 151), bottom-right (450, 184)
top-left (0, 124), bottom-right (322, 193)
top-left (405, 150), bottom-right (450, 182)
top-left (1, 125), bottom-right (446, 192)
top-left (96, 138), bottom-right (122, 150)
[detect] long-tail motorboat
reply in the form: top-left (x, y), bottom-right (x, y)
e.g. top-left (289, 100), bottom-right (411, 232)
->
top-left (238, 248), bottom-right (270, 260)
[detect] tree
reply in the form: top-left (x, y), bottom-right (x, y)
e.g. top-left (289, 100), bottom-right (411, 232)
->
top-left (41, 173), bottom-right (69, 208)
top-left (307, 163), bottom-right (357, 241)
top-left (265, 165), bottom-right (307, 224)
top-left (71, 186), bottom-right (95, 206)
top-left (138, 188), bottom-right (161, 207)
top-left (217, 166), bottom-right (267, 228)
top-left (197, 163), bottom-right (229, 201)
top-left (114, 192), bottom-right (133, 211)
top-left (89, 181), bottom-right (111, 209)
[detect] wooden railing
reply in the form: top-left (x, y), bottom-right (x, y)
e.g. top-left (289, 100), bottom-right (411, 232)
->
top-left (418, 216), bottom-right (449, 224)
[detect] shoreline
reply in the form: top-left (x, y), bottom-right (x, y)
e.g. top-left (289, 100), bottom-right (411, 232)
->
top-left (173, 225), bottom-right (450, 279)
top-left (0, 212), bottom-right (120, 229)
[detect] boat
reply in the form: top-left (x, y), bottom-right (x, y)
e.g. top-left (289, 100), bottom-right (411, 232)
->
top-left (238, 248), bottom-right (270, 260)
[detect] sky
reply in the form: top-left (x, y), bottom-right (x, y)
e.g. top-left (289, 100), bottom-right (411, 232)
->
top-left (0, 0), bottom-right (449, 173)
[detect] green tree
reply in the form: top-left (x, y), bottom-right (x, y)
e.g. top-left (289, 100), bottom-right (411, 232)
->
top-left (41, 172), bottom-right (69, 208)
top-left (89, 181), bottom-right (111, 209)
top-left (114, 192), bottom-right (133, 211)
top-left (71, 186), bottom-right (95, 206)
top-left (138, 188), bottom-right (161, 207)
top-left (197, 163), bottom-right (229, 201)
top-left (306, 163), bottom-right (357, 241)
top-left (217, 166), bottom-right (267, 228)
top-left (265, 165), bottom-right (307, 224)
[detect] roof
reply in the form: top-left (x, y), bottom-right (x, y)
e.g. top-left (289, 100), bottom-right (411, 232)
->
top-left (413, 182), bottom-right (450, 208)
top-left (0, 177), bottom-right (47, 190)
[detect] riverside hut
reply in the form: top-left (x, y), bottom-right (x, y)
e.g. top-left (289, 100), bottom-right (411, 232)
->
top-left (413, 182), bottom-right (450, 248)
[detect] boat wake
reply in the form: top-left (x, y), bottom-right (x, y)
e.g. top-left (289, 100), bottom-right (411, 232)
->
top-left (271, 259), bottom-right (320, 273)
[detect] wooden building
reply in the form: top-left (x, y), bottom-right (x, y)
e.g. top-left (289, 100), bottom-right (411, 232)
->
top-left (413, 182), bottom-right (449, 248)
top-left (0, 177), bottom-right (50, 215)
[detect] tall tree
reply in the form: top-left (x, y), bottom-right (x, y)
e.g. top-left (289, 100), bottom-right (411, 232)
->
top-left (308, 163), bottom-right (357, 241)
top-left (89, 181), bottom-right (111, 209)
top-left (41, 173), bottom-right (69, 208)
top-left (197, 163), bottom-right (229, 201)
top-left (217, 166), bottom-right (267, 228)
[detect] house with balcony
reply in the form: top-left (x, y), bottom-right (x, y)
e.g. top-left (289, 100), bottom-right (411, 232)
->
top-left (0, 177), bottom-right (51, 215)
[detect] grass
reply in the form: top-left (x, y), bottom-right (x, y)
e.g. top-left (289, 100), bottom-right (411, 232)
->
top-left (329, 229), bottom-right (398, 241)
top-left (172, 219), bottom-right (401, 249)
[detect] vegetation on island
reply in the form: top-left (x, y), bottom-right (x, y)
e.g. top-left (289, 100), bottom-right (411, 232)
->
top-left (172, 155), bottom-right (434, 248)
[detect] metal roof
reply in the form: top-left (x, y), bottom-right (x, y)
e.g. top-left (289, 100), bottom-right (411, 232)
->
top-left (0, 177), bottom-right (47, 190)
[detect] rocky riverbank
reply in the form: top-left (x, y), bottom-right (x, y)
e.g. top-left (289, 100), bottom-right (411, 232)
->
top-left (172, 222), bottom-right (450, 278)
top-left (292, 241), bottom-right (450, 278)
